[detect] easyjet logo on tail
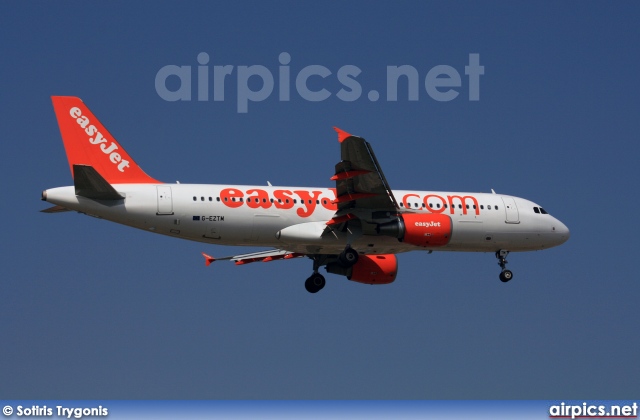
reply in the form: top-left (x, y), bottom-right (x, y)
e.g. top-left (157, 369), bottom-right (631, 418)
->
top-left (69, 107), bottom-right (130, 172)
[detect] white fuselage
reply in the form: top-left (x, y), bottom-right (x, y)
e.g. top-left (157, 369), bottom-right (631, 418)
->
top-left (43, 183), bottom-right (570, 255)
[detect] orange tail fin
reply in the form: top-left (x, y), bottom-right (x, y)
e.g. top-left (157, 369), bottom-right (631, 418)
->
top-left (51, 96), bottom-right (159, 184)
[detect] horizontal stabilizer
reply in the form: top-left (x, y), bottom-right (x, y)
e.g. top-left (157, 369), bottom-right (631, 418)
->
top-left (73, 164), bottom-right (124, 200)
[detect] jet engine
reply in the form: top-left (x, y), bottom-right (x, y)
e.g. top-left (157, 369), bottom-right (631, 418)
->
top-left (326, 254), bottom-right (397, 284)
top-left (376, 213), bottom-right (452, 247)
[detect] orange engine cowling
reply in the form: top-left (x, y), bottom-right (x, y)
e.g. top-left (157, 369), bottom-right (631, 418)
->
top-left (348, 254), bottom-right (398, 285)
top-left (347, 254), bottom-right (398, 284)
top-left (325, 254), bottom-right (398, 284)
top-left (377, 213), bottom-right (452, 247)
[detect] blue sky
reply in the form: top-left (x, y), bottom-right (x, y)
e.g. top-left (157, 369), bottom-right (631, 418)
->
top-left (1, 1), bottom-right (638, 398)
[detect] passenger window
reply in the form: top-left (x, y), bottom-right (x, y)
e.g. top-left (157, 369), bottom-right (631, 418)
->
top-left (201, 197), bottom-right (204, 201)
top-left (480, 205), bottom-right (484, 210)
top-left (488, 205), bottom-right (491, 210)
top-left (495, 205), bottom-right (499, 210)
top-left (193, 196), bottom-right (196, 201)
top-left (216, 197), bottom-right (220, 202)
top-left (414, 203), bottom-right (418, 208)
top-left (209, 197), bottom-right (212, 201)
top-left (437, 203), bottom-right (441, 208)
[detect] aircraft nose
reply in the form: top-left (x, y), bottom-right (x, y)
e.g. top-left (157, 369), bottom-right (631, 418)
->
top-left (554, 219), bottom-right (570, 245)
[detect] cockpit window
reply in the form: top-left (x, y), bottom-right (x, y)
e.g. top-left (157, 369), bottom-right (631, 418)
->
top-left (533, 206), bottom-right (549, 215)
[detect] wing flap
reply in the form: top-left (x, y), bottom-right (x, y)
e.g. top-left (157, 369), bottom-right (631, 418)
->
top-left (40, 205), bottom-right (71, 213)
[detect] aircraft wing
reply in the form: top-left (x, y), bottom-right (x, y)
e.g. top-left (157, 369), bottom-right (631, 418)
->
top-left (202, 249), bottom-right (305, 266)
top-left (328, 128), bottom-right (399, 225)
top-left (204, 130), bottom-right (402, 268)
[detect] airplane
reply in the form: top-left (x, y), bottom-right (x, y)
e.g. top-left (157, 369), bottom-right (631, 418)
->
top-left (41, 96), bottom-right (570, 293)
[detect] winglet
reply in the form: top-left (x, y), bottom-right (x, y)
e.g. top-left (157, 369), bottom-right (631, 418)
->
top-left (333, 127), bottom-right (352, 143)
top-left (202, 252), bottom-right (215, 266)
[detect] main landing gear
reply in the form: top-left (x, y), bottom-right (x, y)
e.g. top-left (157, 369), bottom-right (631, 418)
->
top-left (338, 246), bottom-right (359, 267)
top-left (305, 256), bottom-right (326, 293)
top-left (305, 272), bottom-right (326, 293)
top-left (496, 250), bottom-right (513, 283)
top-left (304, 247), bottom-right (359, 293)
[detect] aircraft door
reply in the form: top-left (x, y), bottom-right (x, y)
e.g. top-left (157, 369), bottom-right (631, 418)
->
top-left (501, 197), bottom-right (519, 224)
top-left (156, 186), bottom-right (173, 215)
top-left (205, 225), bottom-right (222, 240)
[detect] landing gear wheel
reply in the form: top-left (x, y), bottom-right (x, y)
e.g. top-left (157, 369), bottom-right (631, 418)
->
top-left (305, 273), bottom-right (326, 293)
top-left (495, 250), bottom-right (513, 283)
top-left (338, 247), bottom-right (359, 267)
top-left (499, 270), bottom-right (513, 283)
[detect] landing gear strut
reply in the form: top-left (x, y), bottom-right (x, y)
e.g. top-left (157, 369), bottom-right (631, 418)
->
top-left (305, 257), bottom-right (326, 293)
top-left (496, 250), bottom-right (513, 282)
top-left (338, 246), bottom-right (359, 267)
top-left (304, 248), bottom-right (359, 293)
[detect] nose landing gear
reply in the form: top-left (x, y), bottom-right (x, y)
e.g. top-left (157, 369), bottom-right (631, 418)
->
top-left (496, 250), bottom-right (513, 282)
